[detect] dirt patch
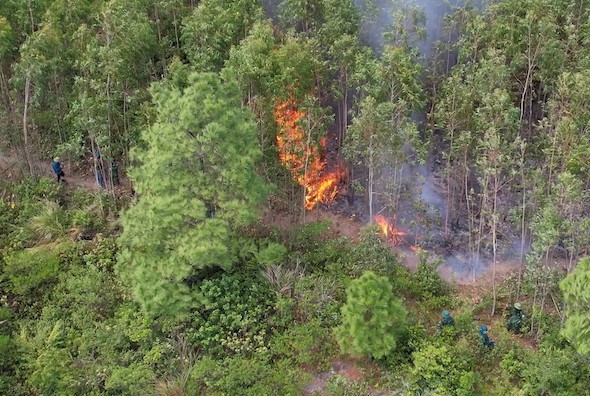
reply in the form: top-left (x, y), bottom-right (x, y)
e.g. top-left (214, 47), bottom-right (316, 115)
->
top-left (261, 208), bottom-right (363, 242)
top-left (302, 358), bottom-right (370, 395)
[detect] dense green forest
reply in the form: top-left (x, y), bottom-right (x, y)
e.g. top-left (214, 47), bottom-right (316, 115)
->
top-left (1, 0), bottom-right (590, 394)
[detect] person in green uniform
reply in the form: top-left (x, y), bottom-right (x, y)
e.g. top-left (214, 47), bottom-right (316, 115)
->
top-left (507, 303), bottom-right (526, 333)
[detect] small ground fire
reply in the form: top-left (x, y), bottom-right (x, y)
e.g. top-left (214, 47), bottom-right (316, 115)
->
top-left (374, 215), bottom-right (406, 245)
top-left (275, 101), bottom-right (343, 210)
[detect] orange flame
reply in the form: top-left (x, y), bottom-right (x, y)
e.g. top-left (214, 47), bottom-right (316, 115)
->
top-left (275, 101), bottom-right (343, 210)
top-left (374, 215), bottom-right (406, 245)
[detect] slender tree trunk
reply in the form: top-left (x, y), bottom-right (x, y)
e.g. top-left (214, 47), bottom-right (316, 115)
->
top-left (22, 77), bottom-right (34, 175)
top-left (173, 11), bottom-right (180, 49)
top-left (368, 135), bottom-right (374, 221)
top-left (517, 164), bottom-right (527, 299)
top-left (445, 125), bottom-right (455, 237)
top-left (491, 174), bottom-right (498, 316)
top-left (475, 178), bottom-right (487, 282)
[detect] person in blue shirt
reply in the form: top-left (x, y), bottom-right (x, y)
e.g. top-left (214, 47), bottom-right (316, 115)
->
top-left (51, 157), bottom-right (65, 182)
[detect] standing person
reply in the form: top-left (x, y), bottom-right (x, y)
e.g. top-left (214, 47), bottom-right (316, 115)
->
top-left (479, 325), bottom-right (495, 348)
top-left (436, 310), bottom-right (455, 334)
top-left (51, 157), bottom-right (65, 182)
top-left (507, 303), bottom-right (526, 333)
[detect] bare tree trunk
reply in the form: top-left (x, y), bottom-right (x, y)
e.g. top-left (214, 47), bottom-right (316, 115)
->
top-left (173, 10), bottom-right (180, 49)
top-left (517, 166), bottom-right (527, 299)
top-left (368, 135), bottom-right (374, 221)
top-left (491, 174), bottom-right (498, 316)
top-left (22, 77), bottom-right (34, 175)
top-left (475, 178), bottom-right (487, 282)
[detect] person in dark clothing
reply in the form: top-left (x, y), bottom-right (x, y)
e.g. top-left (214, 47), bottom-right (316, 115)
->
top-left (436, 310), bottom-right (455, 334)
top-left (51, 157), bottom-right (65, 182)
top-left (111, 161), bottom-right (120, 185)
top-left (507, 303), bottom-right (526, 333)
top-left (479, 325), bottom-right (495, 348)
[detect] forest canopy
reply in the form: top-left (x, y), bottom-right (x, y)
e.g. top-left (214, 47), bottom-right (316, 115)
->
top-left (1, 0), bottom-right (590, 394)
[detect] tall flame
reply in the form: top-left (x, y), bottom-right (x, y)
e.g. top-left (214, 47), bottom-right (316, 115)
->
top-left (275, 101), bottom-right (343, 210)
top-left (374, 215), bottom-right (406, 245)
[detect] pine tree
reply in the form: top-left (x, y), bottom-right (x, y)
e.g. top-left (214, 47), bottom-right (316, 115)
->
top-left (560, 257), bottom-right (590, 356)
top-left (336, 271), bottom-right (407, 359)
top-left (117, 71), bottom-right (266, 318)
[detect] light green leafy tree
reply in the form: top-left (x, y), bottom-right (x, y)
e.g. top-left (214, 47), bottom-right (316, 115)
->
top-left (117, 71), bottom-right (267, 318)
top-left (335, 270), bottom-right (406, 359)
top-left (181, 0), bottom-right (264, 72)
top-left (560, 257), bottom-right (590, 356)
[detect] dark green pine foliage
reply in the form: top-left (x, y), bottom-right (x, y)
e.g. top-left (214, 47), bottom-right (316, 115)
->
top-left (336, 271), bottom-right (407, 359)
top-left (118, 72), bottom-right (266, 319)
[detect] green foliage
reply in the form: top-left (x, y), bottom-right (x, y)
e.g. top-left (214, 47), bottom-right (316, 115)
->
top-left (409, 251), bottom-right (452, 308)
top-left (187, 273), bottom-right (275, 356)
top-left (181, 0), bottom-right (264, 71)
top-left (190, 355), bottom-right (305, 395)
top-left (519, 343), bottom-right (590, 396)
top-left (410, 341), bottom-right (477, 396)
top-left (292, 273), bottom-right (342, 325)
top-left (270, 319), bottom-right (336, 370)
top-left (118, 71), bottom-right (267, 318)
top-left (560, 257), bottom-right (590, 355)
top-left (336, 271), bottom-right (407, 359)
top-left (3, 246), bottom-right (61, 296)
top-left (104, 363), bottom-right (155, 396)
top-left (0, 324), bottom-right (20, 393)
top-left (29, 200), bottom-right (69, 242)
top-left (253, 241), bottom-right (288, 267)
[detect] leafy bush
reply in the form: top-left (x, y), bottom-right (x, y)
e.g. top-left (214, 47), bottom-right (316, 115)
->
top-left (410, 341), bottom-right (477, 396)
top-left (408, 251), bottom-right (452, 309)
top-left (0, 333), bottom-right (19, 393)
top-left (13, 177), bottom-right (59, 203)
top-left (288, 221), bottom-right (351, 270)
top-left (189, 356), bottom-right (305, 396)
top-left (82, 234), bottom-right (118, 271)
top-left (292, 273), bottom-right (342, 325)
top-left (104, 363), bottom-right (155, 395)
top-left (3, 247), bottom-right (61, 296)
top-left (270, 319), bottom-right (336, 370)
top-left (520, 344), bottom-right (590, 396)
top-left (187, 273), bottom-right (276, 356)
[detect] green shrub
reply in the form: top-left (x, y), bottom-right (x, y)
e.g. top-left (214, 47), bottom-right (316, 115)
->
top-left (520, 343), bottom-right (590, 396)
top-left (270, 319), bottom-right (336, 370)
top-left (288, 222), bottom-right (352, 271)
top-left (13, 177), bottom-right (59, 203)
top-left (410, 341), bottom-right (477, 396)
top-left (82, 234), bottom-right (118, 271)
top-left (104, 363), bottom-right (155, 395)
top-left (408, 251), bottom-right (452, 309)
top-left (3, 247), bottom-right (61, 296)
top-left (187, 273), bottom-right (276, 356)
top-left (189, 356), bottom-right (305, 395)
top-left (292, 273), bottom-right (343, 325)
top-left (0, 334), bottom-right (19, 393)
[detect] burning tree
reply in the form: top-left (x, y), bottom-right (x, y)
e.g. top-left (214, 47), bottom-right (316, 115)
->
top-left (274, 97), bottom-right (343, 212)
